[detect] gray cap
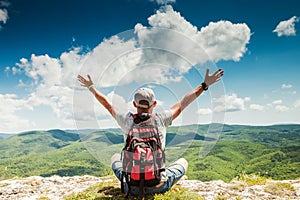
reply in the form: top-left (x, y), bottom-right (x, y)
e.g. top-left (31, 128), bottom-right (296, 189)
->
top-left (134, 88), bottom-right (155, 109)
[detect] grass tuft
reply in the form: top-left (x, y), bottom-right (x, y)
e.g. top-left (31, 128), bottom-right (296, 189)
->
top-left (64, 177), bottom-right (201, 200)
top-left (264, 181), bottom-right (296, 197)
top-left (235, 173), bottom-right (268, 186)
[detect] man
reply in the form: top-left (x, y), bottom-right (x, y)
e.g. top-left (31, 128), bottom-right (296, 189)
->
top-left (77, 68), bottom-right (224, 196)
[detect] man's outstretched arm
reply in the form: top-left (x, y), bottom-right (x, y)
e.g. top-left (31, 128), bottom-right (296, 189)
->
top-left (77, 74), bottom-right (116, 119)
top-left (170, 68), bottom-right (224, 121)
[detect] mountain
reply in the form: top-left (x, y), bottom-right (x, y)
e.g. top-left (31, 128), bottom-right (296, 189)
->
top-left (0, 124), bottom-right (299, 182)
top-left (184, 124), bottom-right (300, 181)
top-left (0, 133), bottom-right (14, 140)
top-left (0, 129), bottom-right (80, 160)
top-left (0, 129), bottom-right (111, 180)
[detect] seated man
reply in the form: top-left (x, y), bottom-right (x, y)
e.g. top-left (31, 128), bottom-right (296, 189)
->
top-left (77, 68), bottom-right (224, 196)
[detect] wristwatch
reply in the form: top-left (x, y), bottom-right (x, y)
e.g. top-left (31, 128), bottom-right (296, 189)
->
top-left (201, 82), bottom-right (208, 91)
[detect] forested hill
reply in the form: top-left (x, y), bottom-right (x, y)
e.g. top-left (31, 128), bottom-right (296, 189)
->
top-left (0, 133), bottom-right (14, 140)
top-left (0, 124), bottom-right (299, 182)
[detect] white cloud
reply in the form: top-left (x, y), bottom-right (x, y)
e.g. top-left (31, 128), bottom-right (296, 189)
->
top-left (18, 79), bottom-right (25, 87)
top-left (197, 108), bottom-right (212, 115)
top-left (15, 6), bottom-right (250, 90)
top-left (0, 8), bottom-right (8, 24)
top-left (294, 99), bottom-right (300, 108)
top-left (149, 0), bottom-right (176, 5)
top-left (11, 48), bottom-right (88, 130)
top-left (281, 83), bottom-right (293, 89)
top-left (272, 99), bottom-right (283, 105)
top-left (198, 21), bottom-right (251, 62)
top-left (0, 1), bottom-right (9, 28)
top-left (213, 93), bottom-right (250, 113)
top-left (0, 94), bottom-right (33, 133)
top-left (80, 36), bottom-right (139, 87)
top-left (273, 16), bottom-right (299, 37)
top-left (6, 5), bottom-right (250, 132)
top-left (107, 91), bottom-right (130, 114)
top-left (144, 6), bottom-right (251, 63)
top-left (8, 37), bottom-right (139, 132)
top-left (275, 105), bottom-right (289, 112)
top-left (249, 104), bottom-right (265, 111)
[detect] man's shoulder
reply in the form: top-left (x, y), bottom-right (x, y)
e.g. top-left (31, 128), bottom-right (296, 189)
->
top-left (115, 111), bottom-right (134, 125)
top-left (117, 111), bottom-right (132, 118)
top-left (155, 110), bottom-right (172, 117)
top-left (154, 110), bottom-right (173, 123)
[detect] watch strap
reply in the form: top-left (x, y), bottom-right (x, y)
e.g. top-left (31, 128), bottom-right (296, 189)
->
top-left (201, 82), bottom-right (208, 91)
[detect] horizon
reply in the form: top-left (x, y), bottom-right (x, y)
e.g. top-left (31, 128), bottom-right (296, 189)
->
top-left (1, 0), bottom-right (300, 133)
top-left (1, 122), bottom-right (300, 135)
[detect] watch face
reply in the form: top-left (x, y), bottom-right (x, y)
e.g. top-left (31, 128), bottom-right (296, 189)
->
top-left (202, 82), bottom-right (208, 90)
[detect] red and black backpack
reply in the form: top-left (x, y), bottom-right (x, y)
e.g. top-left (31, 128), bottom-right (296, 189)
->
top-left (121, 113), bottom-right (165, 197)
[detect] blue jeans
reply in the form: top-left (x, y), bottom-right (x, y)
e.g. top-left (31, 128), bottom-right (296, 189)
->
top-left (112, 159), bottom-right (186, 196)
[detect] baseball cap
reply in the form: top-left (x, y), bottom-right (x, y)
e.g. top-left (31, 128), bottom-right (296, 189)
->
top-left (134, 87), bottom-right (155, 109)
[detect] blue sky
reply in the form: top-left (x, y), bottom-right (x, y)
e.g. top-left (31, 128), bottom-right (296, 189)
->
top-left (0, 0), bottom-right (300, 133)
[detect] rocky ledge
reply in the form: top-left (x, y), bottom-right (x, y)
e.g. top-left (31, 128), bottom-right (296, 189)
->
top-left (0, 175), bottom-right (300, 200)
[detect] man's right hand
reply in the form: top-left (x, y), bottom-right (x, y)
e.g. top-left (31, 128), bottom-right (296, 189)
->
top-left (204, 68), bottom-right (224, 86)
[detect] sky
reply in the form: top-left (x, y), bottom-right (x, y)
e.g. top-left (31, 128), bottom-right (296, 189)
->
top-left (0, 0), bottom-right (300, 133)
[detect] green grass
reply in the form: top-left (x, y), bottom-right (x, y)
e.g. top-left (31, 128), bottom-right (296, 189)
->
top-left (64, 176), bottom-right (202, 200)
top-left (264, 182), bottom-right (296, 197)
top-left (235, 173), bottom-right (269, 185)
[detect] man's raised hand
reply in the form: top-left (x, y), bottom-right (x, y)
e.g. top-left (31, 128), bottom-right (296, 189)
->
top-left (204, 68), bottom-right (224, 86)
top-left (77, 74), bottom-right (94, 88)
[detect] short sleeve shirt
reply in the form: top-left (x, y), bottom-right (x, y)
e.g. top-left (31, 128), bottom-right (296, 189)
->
top-left (116, 110), bottom-right (173, 150)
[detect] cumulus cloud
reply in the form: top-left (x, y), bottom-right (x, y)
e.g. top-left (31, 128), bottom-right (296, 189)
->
top-left (13, 48), bottom-right (87, 128)
top-left (80, 36), bottom-right (139, 87)
top-left (0, 8), bottom-right (8, 23)
top-left (149, 0), bottom-right (176, 5)
top-left (272, 99), bottom-right (283, 105)
top-left (0, 0), bottom-right (9, 28)
top-left (0, 94), bottom-right (33, 133)
top-left (281, 83), bottom-right (293, 89)
top-left (13, 6), bottom-right (251, 89)
top-left (249, 104), bottom-right (265, 111)
top-left (267, 99), bottom-right (290, 112)
top-left (213, 93), bottom-right (250, 113)
top-left (273, 16), bottom-right (299, 37)
top-left (275, 105), bottom-right (289, 112)
top-left (79, 5), bottom-right (250, 87)
top-left (143, 6), bottom-right (251, 63)
top-left (198, 20), bottom-right (251, 62)
top-left (6, 5), bottom-right (250, 132)
top-left (197, 108), bottom-right (212, 115)
top-left (294, 99), bottom-right (300, 108)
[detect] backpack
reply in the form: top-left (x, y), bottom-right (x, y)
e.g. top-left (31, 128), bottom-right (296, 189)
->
top-left (121, 113), bottom-right (165, 198)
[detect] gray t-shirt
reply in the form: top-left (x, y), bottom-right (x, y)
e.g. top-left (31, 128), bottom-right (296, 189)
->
top-left (116, 110), bottom-right (173, 150)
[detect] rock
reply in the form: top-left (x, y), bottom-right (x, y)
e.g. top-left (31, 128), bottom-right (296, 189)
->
top-left (0, 175), bottom-right (105, 200)
top-left (177, 178), bottom-right (300, 200)
top-left (0, 176), bottom-right (300, 200)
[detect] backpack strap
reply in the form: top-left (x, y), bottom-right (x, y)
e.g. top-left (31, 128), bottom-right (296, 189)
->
top-left (122, 113), bottom-right (163, 197)
top-left (132, 113), bottom-right (151, 124)
top-left (139, 152), bottom-right (146, 198)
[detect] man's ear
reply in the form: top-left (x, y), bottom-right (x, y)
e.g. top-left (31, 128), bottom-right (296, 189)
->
top-left (153, 101), bottom-right (157, 107)
top-left (133, 101), bottom-right (137, 108)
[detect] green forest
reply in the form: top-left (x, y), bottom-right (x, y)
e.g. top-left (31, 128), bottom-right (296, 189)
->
top-left (0, 124), bottom-right (300, 182)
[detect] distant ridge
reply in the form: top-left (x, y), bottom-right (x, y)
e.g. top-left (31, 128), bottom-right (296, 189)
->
top-left (0, 133), bottom-right (15, 140)
top-left (0, 124), bottom-right (299, 182)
